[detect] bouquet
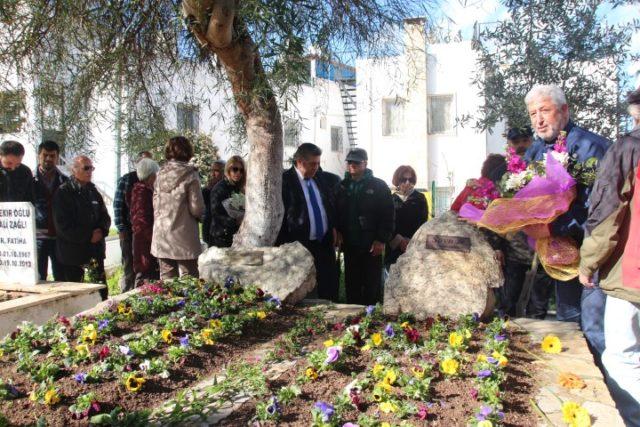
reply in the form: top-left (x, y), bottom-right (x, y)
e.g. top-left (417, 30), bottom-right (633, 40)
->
top-left (222, 192), bottom-right (245, 220)
top-left (460, 132), bottom-right (598, 281)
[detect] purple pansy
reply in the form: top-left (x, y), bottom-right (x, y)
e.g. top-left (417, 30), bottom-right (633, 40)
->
top-left (324, 346), bottom-right (341, 364)
top-left (314, 401), bottom-right (335, 422)
top-left (98, 319), bottom-right (109, 331)
top-left (74, 372), bottom-right (88, 384)
top-left (365, 305), bottom-right (375, 316)
top-left (179, 335), bottom-right (190, 348)
top-left (494, 333), bottom-right (506, 341)
top-left (476, 405), bottom-right (493, 421)
top-left (384, 324), bottom-right (395, 338)
top-left (477, 369), bottom-right (492, 379)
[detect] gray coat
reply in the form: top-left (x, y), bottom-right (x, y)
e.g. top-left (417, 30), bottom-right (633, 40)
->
top-left (151, 160), bottom-right (205, 260)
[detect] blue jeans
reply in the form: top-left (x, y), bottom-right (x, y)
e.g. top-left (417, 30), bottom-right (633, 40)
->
top-left (36, 238), bottom-right (63, 281)
top-left (555, 278), bottom-right (582, 322)
top-left (581, 286), bottom-right (607, 363)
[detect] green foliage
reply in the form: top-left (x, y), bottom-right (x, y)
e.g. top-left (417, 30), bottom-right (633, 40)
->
top-left (472, 0), bottom-right (639, 140)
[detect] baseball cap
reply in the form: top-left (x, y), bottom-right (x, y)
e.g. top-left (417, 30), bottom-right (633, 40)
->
top-left (345, 148), bottom-right (368, 162)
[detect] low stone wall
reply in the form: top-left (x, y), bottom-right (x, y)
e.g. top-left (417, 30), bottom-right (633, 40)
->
top-left (0, 282), bottom-right (105, 338)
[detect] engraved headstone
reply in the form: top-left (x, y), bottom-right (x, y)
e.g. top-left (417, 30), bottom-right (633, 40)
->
top-left (0, 202), bottom-right (38, 285)
top-left (384, 211), bottom-right (503, 319)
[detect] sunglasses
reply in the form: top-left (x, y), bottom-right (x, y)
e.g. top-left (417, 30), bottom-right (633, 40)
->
top-left (347, 160), bottom-right (362, 165)
top-left (401, 177), bottom-right (415, 183)
top-left (230, 166), bottom-right (244, 173)
top-left (83, 165), bottom-right (95, 172)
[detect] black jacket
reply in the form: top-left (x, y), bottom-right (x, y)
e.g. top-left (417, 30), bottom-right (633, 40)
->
top-left (385, 190), bottom-right (428, 264)
top-left (34, 167), bottom-right (68, 237)
top-left (0, 164), bottom-right (35, 203)
top-left (276, 167), bottom-right (339, 245)
top-left (53, 179), bottom-right (111, 266)
top-left (337, 170), bottom-right (395, 249)
top-left (208, 179), bottom-right (242, 248)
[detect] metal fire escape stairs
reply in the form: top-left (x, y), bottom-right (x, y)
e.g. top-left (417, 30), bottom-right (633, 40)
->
top-left (338, 79), bottom-right (358, 149)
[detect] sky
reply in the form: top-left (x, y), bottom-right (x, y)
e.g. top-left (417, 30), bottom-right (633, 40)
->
top-left (435, 0), bottom-right (640, 86)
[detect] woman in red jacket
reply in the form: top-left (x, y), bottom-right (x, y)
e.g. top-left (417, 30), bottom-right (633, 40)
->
top-left (130, 158), bottom-right (160, 286)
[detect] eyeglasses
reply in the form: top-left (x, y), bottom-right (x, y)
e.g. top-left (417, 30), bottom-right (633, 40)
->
top-left (401, 177), bottom-right (414, 184)
top-left (83, 165), bottom-right (95, 172)
top-left (347, 160), bottom-right (362, 166)
top-left (230, 167), bottom-right (244, 173)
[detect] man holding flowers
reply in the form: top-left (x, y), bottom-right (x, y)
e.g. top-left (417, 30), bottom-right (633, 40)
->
top-left (523, 84), bottom-right (610, 360)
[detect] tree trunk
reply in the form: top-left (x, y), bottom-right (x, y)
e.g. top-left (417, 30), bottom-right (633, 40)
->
top-left (183, 0), bottom-right (284, 247)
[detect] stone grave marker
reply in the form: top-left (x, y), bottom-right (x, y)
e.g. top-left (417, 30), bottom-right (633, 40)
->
top-left (0, 202), bottom-right (38, 285)
top-left (384, 211), bottom-right (503, 319)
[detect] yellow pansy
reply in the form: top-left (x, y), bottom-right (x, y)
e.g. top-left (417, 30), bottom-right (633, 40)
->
top-left (256, 311), bottom-right (267, 320)
top-left (541, 335), bottom-right (562, 354)
top-left (441, 358), bottom-right (459, 375)
top-left (209, 319), bottom-right (222, 329)
top-left (379, 401), bottom-right (398, 414)
top-left (305, 367), bottom-right (318, 380)
top-left (323, 339), bottom-right (335, 348)
top-left (0, 349), bottom-right (4, 357)
top-left (477, 353), bottom-right (487, 363)
top-left (372, 364), bottom-right (385, 377)
top-left (400, 321), bottom-right (410, 329)
top-left (44, 389), bottom-right (60, 406)
top-left (371, 333), bottom-right (383, 347)
top-left (464, 329), bottom-right (472, 339)
top-left (411, 366), bottom-right (425, 379)
top-left (383, 370), bottom-right (397, 386)
top-left (82, 329), bottom-right (98, 345)
top-left (375, 381), bottom-right (392, 393)
top-left (124, 373), bottom-right (146, 393)
top-left (161, 329), bottom-right (173, 344)
top-left (75, 344), bottom-right (90, 358)
top-left (562, 401), bottom-right (591, 427)
top-left (201, 328), bottom-right (215, 345)
top-left (117, 303), bottom-right (127, 314)
top-left (381, 423), bottom-right (391, 427)
top-left (449, 332), bottom-right (464, 348)
top-left (477, 421), bottom-right (493, 427)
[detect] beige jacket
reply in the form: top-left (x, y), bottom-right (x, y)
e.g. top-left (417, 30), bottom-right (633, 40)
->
top-left (151, 160), bottom-right (205, 260)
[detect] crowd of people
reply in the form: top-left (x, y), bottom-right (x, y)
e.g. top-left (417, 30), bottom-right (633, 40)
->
top-left (1, 82), bottom-right (639, 422)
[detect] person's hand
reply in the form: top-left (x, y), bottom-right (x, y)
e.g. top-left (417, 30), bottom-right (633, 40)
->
top-left (333, 229), bottom-right (343, 248)
top-left (399, 238), bottom-right (410, 253)
top-left (91, 229), bottom-right (104, 243)
top-left (370, 241), bottom-right (384, 257)
top-left (494, 250), bottom-right (505, 267)
top-left (579, 272), bottom-right (595, 288)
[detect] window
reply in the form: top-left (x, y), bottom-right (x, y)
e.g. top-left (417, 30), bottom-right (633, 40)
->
top-left (0, 90), bottom-right (25, 134)
top-left (382, 98), bottom-right (406, 136)
top-left (331, 126), bottom-right (343, 152)
top-left (284, 120), bottom-right (301, 147)
top-left (176, 103), bottom-right (199, 133)
top-left (428, 95), bottom-right (454, 134)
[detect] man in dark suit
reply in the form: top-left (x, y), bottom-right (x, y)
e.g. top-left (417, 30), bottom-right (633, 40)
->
top-left (277, 143), bottom-right (340, 301)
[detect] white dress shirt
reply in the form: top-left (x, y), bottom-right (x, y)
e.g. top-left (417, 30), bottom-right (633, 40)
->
top-left (295, 167), bottom-right (329, 241)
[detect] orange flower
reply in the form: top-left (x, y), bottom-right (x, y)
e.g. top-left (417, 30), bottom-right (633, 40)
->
top-left (558, 372), bottom-right (586, 390)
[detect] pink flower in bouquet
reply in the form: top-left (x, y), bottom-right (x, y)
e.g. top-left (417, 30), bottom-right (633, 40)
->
top-left (507, 147), bottom-right (527, 173)
top-left (554, 131), bottom-right (568, 153)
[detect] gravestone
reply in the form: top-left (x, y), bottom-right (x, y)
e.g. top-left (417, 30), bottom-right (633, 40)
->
top-left (198, 242), bottom-right (316, 304)
top-left (384, 211), bottom-right (502, 319)
top-left (0, 202), bottom-right (38, 285)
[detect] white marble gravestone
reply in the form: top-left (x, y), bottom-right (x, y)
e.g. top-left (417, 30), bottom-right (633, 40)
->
top-left (0, 202), bottom-right (38, 285)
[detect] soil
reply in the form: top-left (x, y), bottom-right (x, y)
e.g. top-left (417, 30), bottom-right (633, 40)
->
top-left (0, 292), bottom-right (29, 303)
top-left (219, 326), bottom-right (539, 427)
top-left (0, 307), bottom-right (304, 427)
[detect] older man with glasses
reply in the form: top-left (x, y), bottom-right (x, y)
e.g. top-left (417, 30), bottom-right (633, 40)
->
top-left (53, 156), bottom-right (110, 298)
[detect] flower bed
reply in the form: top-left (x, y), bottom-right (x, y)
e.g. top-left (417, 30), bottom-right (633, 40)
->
top-left (0, 277), bottom-right (301, 426)
top-left (215, 307), bottom-right (540, 426)
top-left (0, 278), bottom-right (543, 426)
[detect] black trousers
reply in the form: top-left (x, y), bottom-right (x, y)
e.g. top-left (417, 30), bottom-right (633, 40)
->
top-left (344, 246), bottom-right (383, 305)
top-left (498, 260), bottom-right (529, 317)
top-left (37, 238), bottom-right (64, 281)
top-left (301, 237), bottom-right (339, 302)
top-left (62, 260), bottom-right (108, 301)
top-left (119, 231), bottom-right (136, 293)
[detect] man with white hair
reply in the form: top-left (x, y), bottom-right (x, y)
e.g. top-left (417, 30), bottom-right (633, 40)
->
top-left (53, 156), bottom-right (110, 299)
top-left (523, 84), bottom-right (610, 361)
top-left (579, 88), bottom-right (640, 425)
